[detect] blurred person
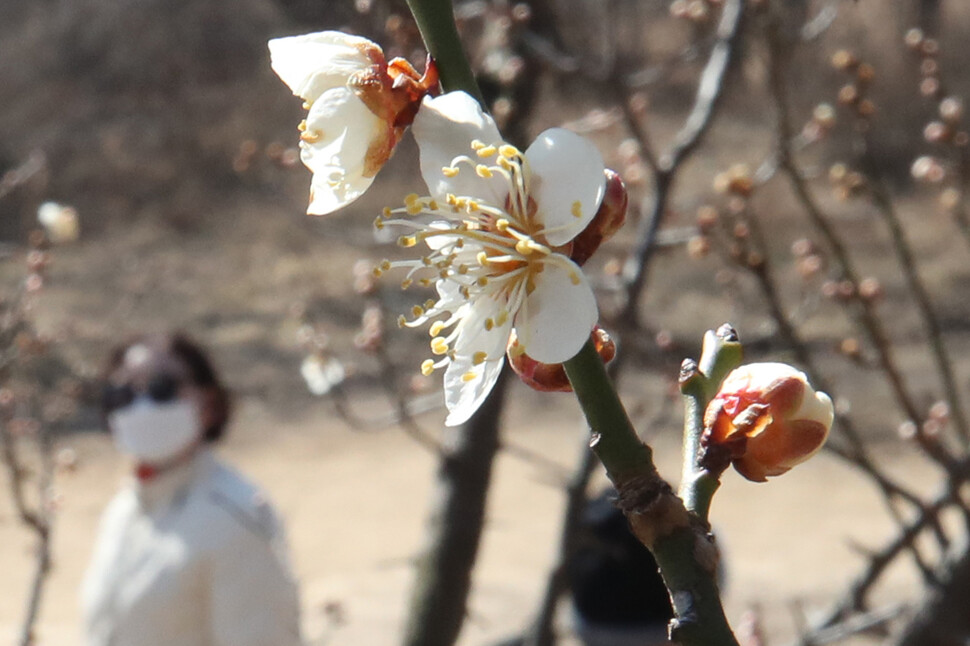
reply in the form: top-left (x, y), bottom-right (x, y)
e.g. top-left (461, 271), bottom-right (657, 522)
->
top-left (81, 333), bottom-right (302, 646)
top-left (567, 488), bottom-right (675, 646)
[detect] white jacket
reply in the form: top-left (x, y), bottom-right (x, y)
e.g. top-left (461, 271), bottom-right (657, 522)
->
top-left (81, 449), bottom-right (302, 646)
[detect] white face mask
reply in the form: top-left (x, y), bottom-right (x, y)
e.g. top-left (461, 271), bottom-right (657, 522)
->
top-left (109, 398), bottom-right (201, 464)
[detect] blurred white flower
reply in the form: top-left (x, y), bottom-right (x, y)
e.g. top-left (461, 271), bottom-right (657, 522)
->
top-left (377, 91), bottom-right (605, 426)
top-left (300, 354), bottom-right (346, 396)
top-left (269, 31), bottom-right (438, 215)
top-left (37, 201), bottom-right (79, 243)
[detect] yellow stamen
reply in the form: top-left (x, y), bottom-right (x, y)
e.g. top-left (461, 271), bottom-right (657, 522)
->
top-left (397, 315), bottom-right (406, 328)
top-left (412, 305), bottom-right (424, 317)
top-left (421, 359), bottom-right (435, 376)
top-left (476, 145), bottom-right (497, 157)
top-left (442, 166), bottom-right (459, 178)
top-left (462, 371), bottom-right (478, 383)
top-left (431, 337), bottom-right (449, 355)
top-left (401, 279), bottom-right (412, 289)
top-left (399, 236), bottom-right (417, 248)
top-left (484, 318), bottom-right (494, 331)
top-left (571, 201), bottom-right (583, 218)
top-left (476, 165), bottom-right (493, 178)
top-left (472, 351), bottom-right (488, 365)
top-left (429, 321), bottom-right (446, 336)
top-left (499, 145), bottom-right (519, 158)
top-left (569, 271), bottom-right (581, 286)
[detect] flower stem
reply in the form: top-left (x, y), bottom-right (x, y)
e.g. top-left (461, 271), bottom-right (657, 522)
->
top-left (563, 339), bottom-right (653, 481)
top-left (404, 0), bottom-right (485, 105)
top-left (679, 326), bottom-right (743, 522)
top-left (564, 339), bottom-right (740, 646)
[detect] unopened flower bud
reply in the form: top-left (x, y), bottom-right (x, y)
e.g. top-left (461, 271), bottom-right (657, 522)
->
top-left (924, 120), bottom-right (950, 144)
top-left (911, 156), bottom-right (946, 183)
top-left (920, 77), bottom-right (940, 98)
top-left (812, 103), bottom-right (837, 130)
top-left (904, 28), bottom-right (924, 51)
top-left (702, 363), bottom-right (834, 482)
top-left (831, 50), bottom-right (857, 71)
top-left (940, 97), bottom-right (964, 124)
top-left (507, 327), bottom-right (615, 392)
top-left (569, 169), bottom-right (628, 266)
top-left (300, 353), bottom-right (346, 396)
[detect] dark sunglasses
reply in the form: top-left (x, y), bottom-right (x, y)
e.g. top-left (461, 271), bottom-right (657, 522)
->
top-left (102, 373), bottom-right (184, 412)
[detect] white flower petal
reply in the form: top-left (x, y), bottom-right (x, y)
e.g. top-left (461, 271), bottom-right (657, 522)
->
top-left (412, 92), bottom-right (507, 204)
top-left (301, 87), bottom-right (386, 214)
top-left (525, 128), bottom-right (606, 246)
top-left (515, 258), bottom-right (597, 363)
top-left (269, 31), bottom-right (376, 103)
top-left (443, 355), bottom-right (505, 426)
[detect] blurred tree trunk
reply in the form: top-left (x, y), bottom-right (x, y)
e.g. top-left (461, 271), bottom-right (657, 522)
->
top-left (895, 546), bottom-right (970, 646)
top-left (402, 369), bottom-right (511, 646)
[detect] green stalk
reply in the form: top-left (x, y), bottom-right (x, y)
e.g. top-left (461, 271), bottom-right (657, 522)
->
top-left (565, 339), bottom-right (740, 646)
top-left (404, 0), bottom-right (485, 105)
top-left (563, 340), bottom-right (654, 482)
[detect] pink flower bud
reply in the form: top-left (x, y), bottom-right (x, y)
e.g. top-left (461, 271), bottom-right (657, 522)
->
top-left (507, 327), bottom-right (615, 392)
top-left (702, 363), bottom-right (833, 482)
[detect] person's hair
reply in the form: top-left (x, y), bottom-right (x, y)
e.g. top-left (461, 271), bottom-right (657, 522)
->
top-left (101, 332), bottom-right (232, 442)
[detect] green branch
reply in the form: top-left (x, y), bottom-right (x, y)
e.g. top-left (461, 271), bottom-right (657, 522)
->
top-left (404, 0), bottom-right (485, 105)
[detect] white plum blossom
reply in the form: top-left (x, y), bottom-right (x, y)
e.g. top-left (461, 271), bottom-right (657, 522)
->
top-left (269, 31), bottom-right (437, 215)
top-left (377, 91), bottom-right (606, 426)
top-left (37, 201), bottom-right (79, 243)
top-left (300, 353), bottom-right (347, 396)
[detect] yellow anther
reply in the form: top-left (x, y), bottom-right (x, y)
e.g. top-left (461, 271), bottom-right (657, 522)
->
top-left (484, 318), bottom-right (495, 331)
top-left (569, 271), bottom-right (582, 286)
top-left (431, 337), bottom-right (450, 355)
top-left (496, 218), bottom-right (510, 232)
top-left (439, 270), bottom-right (449, 279)
top-left (571, 200), bottom-right (583, 218)
top-left (425, 299), bottom-right (436, 309)
top-left (446, 194), bottom-right (458, 206)
top-left (498, 157), bottom-right (513, 171)
top-left (508, 342), bottom-right (526, 358)
top-left (421, 359), bottom-right (435, 376)
top-left (397, 315), bottom-right (407, 328)
top-left (300, 130), bottom-right (322, 143)
top-left (297, 120), bottom-right (307, 132)
top-left (499, 145), bottom-right (519, 158)
top-left (472, 351), bottom-right (488, 365)
top-left (457, 264), bottom-right (469, 275)
top-left (442, 166), bottom-right (459, 178)
top-left (460, 286), bottom-right (470, 298)
top-left (420, 278), bottom-right (432, 287)
top-left (476, 165), bottom-right (493, 178)
top-left (477, 276), bottom-right (489, 287)
top-left (382, 206), bottom-right (393, 217)
top-left (526, 276), bottom-right (537, 295)
top-left (412, 305), bottom-right (424, 317)
top-left (429, 321), bottom-right (446, 337)
top-left (471, 140), bottom-right (486, 150)
top-left (496, 310), bottom-right (509, 326)
top-left (428, 200), bottom-right (439, 211)
top-left (455, 239), bottom-right (465, 249)
top-left (466, 200), bottom-right (479, 212)
top-left (515, 239), bottom-right (534, 255)
top-left (399, 235), bottom-right (418, 248)
top-left (462, 371), bottom-right (478, 383)
top-left (401, 279), bottom-right (413, 289)
top-left (374, 217), bottom-right (384, 230)
top-left (372, 267), bottom-right (383, 278)
top-left (476, 251), bottom-right (489, 265)
top-left (405, 193), bottom-right (420, 205)
top-left (476, 145), bottom-right (498, 158)
top-left (380, 260), bottom-right (392, 271)
top-left (406, 203), bottom-right (423, 216)
top-left (422, 256), bottom-right (433, 266)
top-left (301, 101), bottom-right (311, 110)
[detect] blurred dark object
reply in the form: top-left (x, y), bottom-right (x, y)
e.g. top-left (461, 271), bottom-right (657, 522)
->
top-left (567, 488), bottom-right (673, 645)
